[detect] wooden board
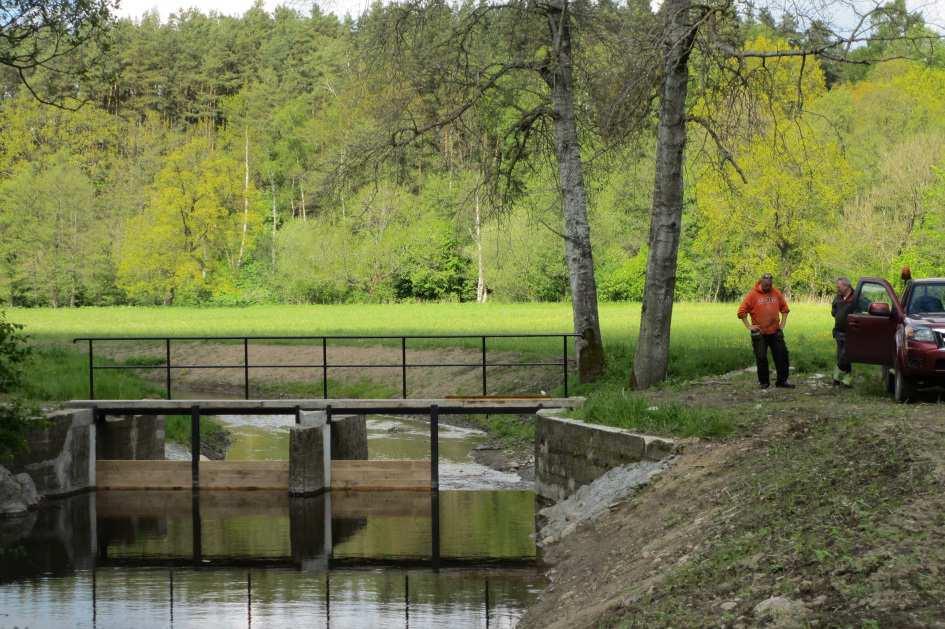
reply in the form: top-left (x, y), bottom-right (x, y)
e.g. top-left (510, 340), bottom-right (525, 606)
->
top-left (96, 459), bottom-right (432, 491)
top-left (331, 459), bottom-right (431, 491)
top-left (97, 460), bottom-right (191, 489)
top-left (201, 460), bottom-right (288, 490)
top-left (68, 397), bottom-right (584, 412)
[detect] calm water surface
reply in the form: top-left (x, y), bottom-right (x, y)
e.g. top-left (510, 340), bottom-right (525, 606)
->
top-left (1, 414), bottom-right (542, 628)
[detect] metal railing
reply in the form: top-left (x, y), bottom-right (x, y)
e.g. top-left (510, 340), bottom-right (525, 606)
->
top-left (72, 333), bottom-right (579, 400)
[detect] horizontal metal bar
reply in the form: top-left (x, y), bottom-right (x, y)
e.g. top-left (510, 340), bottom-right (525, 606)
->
top-left (73, 333), bottom-right (581, 342)
top-left (90, 362), bottom-right (566, 371)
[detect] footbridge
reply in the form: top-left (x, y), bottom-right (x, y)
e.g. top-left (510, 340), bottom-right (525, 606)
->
top-left (66, 397), bottom-right (584, 493)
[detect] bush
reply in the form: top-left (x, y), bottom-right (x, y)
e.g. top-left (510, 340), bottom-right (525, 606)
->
top-left (1, 311), bottom-right (43, 460)
top-left (0, 310), bottom-right (30, 391)
top-left (0, 398), bottom-right (43, 462)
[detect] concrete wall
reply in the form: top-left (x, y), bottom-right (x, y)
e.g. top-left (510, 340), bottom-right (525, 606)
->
top-left (330, 414), bottom-right (368, 460)
top-left (11, 409), bottom-right (96, 497)
top-left (96, 414), bottom-right (165, 461)
top-left (535, 409), bottom-right (675, 502)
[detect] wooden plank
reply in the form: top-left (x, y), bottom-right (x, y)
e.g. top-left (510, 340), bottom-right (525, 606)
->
top-left (331, 459), bottom-right (431, 491)
top-left (97, 460), bottom-right (191, 489)
top-left (200, 460), bottom-right (288, 489)
top-left (67, 397), bottom-right (585, 411)
top-left (97, 460), bottom-right (431, 491)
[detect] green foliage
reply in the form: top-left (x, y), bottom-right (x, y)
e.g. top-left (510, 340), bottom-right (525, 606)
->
top-left (0, 398), bottom-right (44, 462)
top-left (0, 310), bottom-right (30, 391)
top-left (117, 138), bottom-right (266, 304)
top-left (164, 414), bottom-right (227, 448)
top-left (0, 311), bottom-right (41, 460)
top-left (0, 6), bottom-right (942, 307)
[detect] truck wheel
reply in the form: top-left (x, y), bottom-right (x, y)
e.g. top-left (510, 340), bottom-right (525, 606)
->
top-left (882, 365), bottom-right (895, 394)
top-left (894, 364), bottom-right (914, 403)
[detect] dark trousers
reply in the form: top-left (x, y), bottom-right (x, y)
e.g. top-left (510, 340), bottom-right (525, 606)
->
top-left (834, 331), bottom-right (851, 373)
top-left (751, 330), bottom-right (790, 386)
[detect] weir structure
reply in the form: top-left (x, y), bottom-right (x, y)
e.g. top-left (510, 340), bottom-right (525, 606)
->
top-left (65, 397), bottom-right (584, 493)
top-left (57, 334), bottom-right (587, 573)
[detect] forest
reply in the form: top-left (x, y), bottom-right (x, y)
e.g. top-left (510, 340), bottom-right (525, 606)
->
top-left (0, 0), bottom-right (943, 309)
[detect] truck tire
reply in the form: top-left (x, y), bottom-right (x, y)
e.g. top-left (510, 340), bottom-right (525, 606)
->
top-left (894, 363), bottom-right (915, 403)
top-left (882, 365), bottom-right (895, 394)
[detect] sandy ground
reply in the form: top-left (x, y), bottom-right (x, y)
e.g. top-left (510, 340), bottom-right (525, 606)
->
top-left (98, 341), bottom-right (565, 398)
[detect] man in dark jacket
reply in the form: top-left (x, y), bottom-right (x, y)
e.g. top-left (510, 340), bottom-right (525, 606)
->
top-left (831, 277), bottom-right (856, 387)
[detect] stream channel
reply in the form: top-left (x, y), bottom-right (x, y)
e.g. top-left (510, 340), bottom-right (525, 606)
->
top-left (0, 413), bottom-right (544, 628)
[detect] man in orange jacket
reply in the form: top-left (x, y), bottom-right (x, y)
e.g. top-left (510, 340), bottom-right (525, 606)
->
top-left (737, 273), bottom-right (795, 389)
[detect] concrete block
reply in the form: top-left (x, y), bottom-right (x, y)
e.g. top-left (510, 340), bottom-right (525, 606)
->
top-left (96, 414), bottom-right (164, 461)
top-left (535, 410), bottom-right (675, 503)
top-left (330, 414), bottom-right (368, 460)
top-left (11, 409), bottom-right (95, 497)
top-left (289, 423), bottom-right (330, 496)
top-left (298, 410), bottom-right (327, 428)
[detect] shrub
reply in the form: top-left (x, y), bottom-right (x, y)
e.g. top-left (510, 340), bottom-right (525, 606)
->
top-left (0, 311), bottom-right (43, 460)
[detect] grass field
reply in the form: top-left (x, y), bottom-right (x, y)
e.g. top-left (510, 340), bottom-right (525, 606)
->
top-left (9, 301), bottom-right (837, 382)
top-left (7, 302), bottom-right (839, 439)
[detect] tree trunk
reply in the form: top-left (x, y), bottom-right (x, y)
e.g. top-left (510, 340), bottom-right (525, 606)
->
top-left (237, 126), bottom-right (250, 269)
top-left (270, 173), bottom-right (278, 269)
top-left (475, 183), bottom-right (487, 303)
top-left (300, 182), bottom-right (306, 222)
top-left (545, 0), bottom-right (605, 382)
top-left (632, 0), bottom-right (697, 389)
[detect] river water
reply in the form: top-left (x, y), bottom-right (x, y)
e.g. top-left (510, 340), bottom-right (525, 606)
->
top-left (0, 413), bottom-right (543, 628)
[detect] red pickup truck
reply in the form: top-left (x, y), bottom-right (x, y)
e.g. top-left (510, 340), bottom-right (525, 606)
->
top-left (846, 276), bottom-right (945, 401)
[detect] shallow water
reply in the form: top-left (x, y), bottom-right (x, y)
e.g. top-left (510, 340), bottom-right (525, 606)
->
top-left (218, 413), bottom-right (528, 490)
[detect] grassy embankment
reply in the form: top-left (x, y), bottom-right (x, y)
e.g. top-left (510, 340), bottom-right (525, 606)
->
top-left (9, 302), bottom-right (838, 444)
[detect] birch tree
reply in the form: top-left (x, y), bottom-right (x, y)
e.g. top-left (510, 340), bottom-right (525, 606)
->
top-left (631, 0), bottom-right (944, 388)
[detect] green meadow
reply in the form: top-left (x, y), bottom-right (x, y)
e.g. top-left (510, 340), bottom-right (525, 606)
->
top-left (10, 301), bottom-right (836, 379)
top-left (6, 302), bottom-right (840, 440)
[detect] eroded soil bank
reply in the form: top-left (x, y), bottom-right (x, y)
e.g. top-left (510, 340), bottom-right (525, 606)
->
top-left (521, 371), bottom-right (945, 628)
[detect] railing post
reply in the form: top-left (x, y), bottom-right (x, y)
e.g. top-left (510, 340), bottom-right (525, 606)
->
top-left (165, 339), bottom-right (172, 400)
top-left (430, 403), bottom-right (441, 569)
top-left (243, 338), bottom-right (250, 400)
top-left (88, 339), bottom-right (95, 400)
top-left (430, 404), bottom-right (439, 491)
top-left (481, 337), bottom-right (487, 396)
top-left (562, 335), bottom-right (569, 398)
top-left (430, 488), bottom-right (440, 571)
top-left (322, 338), bottom-right (328, 399)
top-left (191, 405), bottom-right (200, 489)
top-left (191, 491), bottom-right (202, 565)
top-left (401, 337), bottom-right (407, 399)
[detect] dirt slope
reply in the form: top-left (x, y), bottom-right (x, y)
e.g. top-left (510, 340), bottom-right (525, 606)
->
top-left (522, 372), bottom-right (945, 628)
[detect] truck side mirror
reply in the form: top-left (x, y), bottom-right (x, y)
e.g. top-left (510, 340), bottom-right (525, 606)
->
top-left (868, 302), bottom-right (891, 317)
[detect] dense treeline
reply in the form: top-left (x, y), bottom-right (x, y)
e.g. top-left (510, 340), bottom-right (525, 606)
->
top-left (0, 0), bottom-right (942, 307)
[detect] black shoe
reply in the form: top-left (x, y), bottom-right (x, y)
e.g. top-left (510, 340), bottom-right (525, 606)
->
top-left (832, 380), bottom-right (842, 387)
top-left (760, 383), bottom-right (770, 389)
top-left (775, 382), bottom-right (796, 389)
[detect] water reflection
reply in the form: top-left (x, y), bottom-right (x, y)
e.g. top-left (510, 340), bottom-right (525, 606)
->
top-left (0, 490), bottom-right (541, 628)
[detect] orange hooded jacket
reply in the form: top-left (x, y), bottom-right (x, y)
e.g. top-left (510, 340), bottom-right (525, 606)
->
top-left (737, 283), bottom-right (789, 335)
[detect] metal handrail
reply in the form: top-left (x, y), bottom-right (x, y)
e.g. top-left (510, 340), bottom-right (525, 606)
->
top-left (73, 333), bottom-right (580, 400)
